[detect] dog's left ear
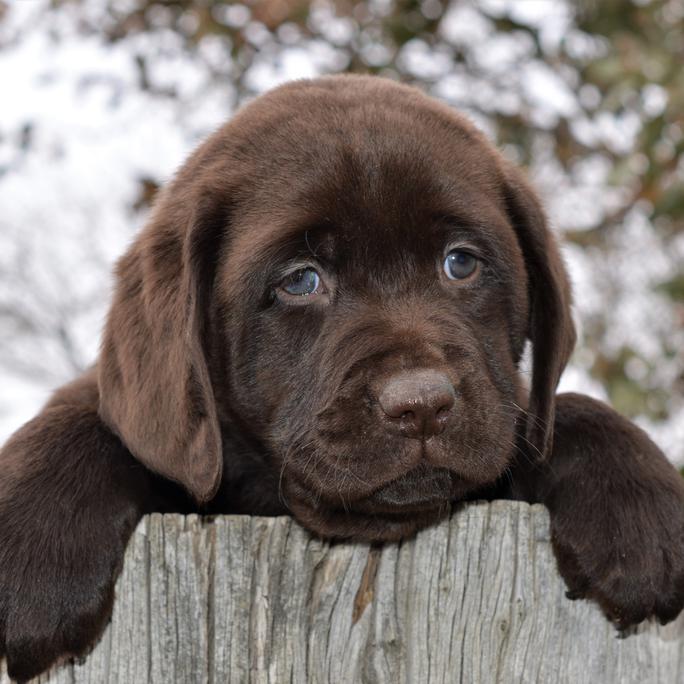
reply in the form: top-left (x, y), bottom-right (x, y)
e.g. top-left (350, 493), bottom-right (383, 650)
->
top-left (501, 162), bottom-right (577, 459)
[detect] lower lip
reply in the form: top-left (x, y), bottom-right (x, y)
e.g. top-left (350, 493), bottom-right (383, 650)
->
top-left (369, 469), bottom-right (455, 508)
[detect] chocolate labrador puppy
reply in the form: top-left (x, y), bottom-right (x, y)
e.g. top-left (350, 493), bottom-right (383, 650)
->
top-left (1, 75), bottom-right (683, 680)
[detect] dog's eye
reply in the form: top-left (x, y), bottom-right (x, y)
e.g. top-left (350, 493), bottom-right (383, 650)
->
top-left (280, 268), bottom-right (321, 296)
top-left (443, 250), bottom-right (478, 280)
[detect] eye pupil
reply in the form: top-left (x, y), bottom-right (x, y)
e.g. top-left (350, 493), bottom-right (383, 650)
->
top-left (282, 268), bottom-right (320, 296)
top-left (444, 250), bottom-right (477, 280)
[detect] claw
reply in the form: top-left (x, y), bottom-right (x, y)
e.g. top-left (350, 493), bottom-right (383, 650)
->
top-left (614, 622), bottom-right (637, 639)
top-left (565, 589), bottom-right (585, 601)
top-left (657, 613), bottom-right (675, 627)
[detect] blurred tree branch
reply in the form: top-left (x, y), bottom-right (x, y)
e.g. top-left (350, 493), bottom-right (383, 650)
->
top-left (0, 0), bottom-right (682, 456)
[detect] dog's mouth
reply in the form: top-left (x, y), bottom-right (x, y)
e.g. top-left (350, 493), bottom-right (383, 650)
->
top-left (280, 431), bottom-right (503, 541)
top-left (283, 463), bottom-right (465, 541)
top-left (352, 464), bottom-right (469, 514)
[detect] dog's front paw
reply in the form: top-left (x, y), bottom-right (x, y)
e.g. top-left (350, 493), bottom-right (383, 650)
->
top-left (550, 487), bottom-right (684, 629)
top-left (0, 406), bottom-right (148, 681)
top-left (0, 530), bottom-right (120, 681)
top-left (545, 394), bottom-right (684, 629)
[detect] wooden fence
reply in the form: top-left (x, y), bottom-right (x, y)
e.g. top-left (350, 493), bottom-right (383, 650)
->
top-left (3, 501), bottom-right (683, 683)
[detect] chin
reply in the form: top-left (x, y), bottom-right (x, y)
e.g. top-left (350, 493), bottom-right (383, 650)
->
top-left (282, 463), bottom-right (496, 542)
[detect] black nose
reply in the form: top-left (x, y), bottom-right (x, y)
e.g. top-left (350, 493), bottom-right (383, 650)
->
top-left (378, 369), bottom-right (455, 439)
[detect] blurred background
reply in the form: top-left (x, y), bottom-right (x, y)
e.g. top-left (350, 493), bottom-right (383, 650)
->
top-left (0, 0), bottom-right (682, 465)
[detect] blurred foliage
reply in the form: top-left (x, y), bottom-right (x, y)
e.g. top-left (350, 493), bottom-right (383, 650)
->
top-left (4, 0), bottom-right (684, 437)
top-left (579, 0), bottom-right (684, 227)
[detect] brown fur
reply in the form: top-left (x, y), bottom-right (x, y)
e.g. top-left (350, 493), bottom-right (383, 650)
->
top-left (1, 75), bottom-right (683, 680)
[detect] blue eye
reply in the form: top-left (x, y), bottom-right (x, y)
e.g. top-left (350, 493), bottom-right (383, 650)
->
top-left (281, 268), bottom-right (321, 296)
top-left (443, 250), bottom-right (478, 280)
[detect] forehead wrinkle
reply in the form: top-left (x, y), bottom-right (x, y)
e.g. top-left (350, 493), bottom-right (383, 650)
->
top-left (438, 190), bottom-right (523, 249)
top-left (220, 181), bottom-right (522, 305)
top-left (221, 214), bottom-right (337, 301)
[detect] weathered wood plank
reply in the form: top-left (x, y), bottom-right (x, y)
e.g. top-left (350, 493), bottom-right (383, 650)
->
top-left (3, 501), bottom-right (683, 683)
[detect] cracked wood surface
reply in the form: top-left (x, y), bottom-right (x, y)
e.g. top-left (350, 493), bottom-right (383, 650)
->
top-left (3, 501), bottom-right (684, 683)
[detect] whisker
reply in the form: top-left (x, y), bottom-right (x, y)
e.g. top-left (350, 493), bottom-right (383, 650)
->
top-left (277, 435), bottom-right (318, 511)
top-left (500, 399), bottom-right (548, 431)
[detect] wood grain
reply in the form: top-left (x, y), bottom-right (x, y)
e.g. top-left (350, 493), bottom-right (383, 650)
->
top-left (3, 501), bottom-right (683, 683)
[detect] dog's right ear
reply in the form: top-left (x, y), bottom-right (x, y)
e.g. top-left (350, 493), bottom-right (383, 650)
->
top-left (98, 180), bottom-right (228, 503)
top-left (500, 161), bottom-right (577, 461)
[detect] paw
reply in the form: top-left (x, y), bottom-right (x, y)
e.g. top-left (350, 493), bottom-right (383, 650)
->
top-left (549, 478), bottom-right (684, 629)
top-left (0, 405), bottom-right (148, 681)
top-left (540, 393), bottom-right (684, 629)
top-left (0, 512), bottom-right (122, 681)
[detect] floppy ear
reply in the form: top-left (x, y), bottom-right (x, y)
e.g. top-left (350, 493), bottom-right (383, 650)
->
top-left (502, 162), bottom-right (577, 460)
top-left (98, 184), bottom-right (226, 503)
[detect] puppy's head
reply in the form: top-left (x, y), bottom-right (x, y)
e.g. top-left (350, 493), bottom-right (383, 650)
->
top-left (98, 76), bottom-right (575, 541)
